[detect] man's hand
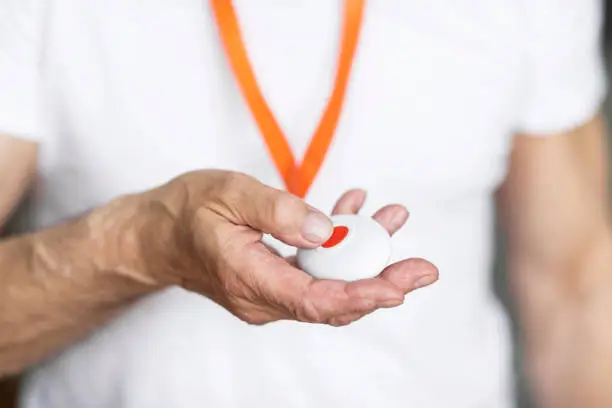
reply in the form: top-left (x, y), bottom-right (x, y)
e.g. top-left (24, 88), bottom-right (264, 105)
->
top-left (136, 170), bottom-right (438, 326)
top-left (0, 169), bottom-right (437, 376)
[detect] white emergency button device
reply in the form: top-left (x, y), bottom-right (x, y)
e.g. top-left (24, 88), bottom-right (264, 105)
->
top-left (297, 214), bottom-right (392, 282)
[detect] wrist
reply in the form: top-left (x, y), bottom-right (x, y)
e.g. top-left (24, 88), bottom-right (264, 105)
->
top-left (85, 193), bottom-right (167, 294)
top-left (130, 183), bottom-right (196, 289)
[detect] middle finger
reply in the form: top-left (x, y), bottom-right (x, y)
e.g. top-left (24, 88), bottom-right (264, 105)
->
top-left (372, 204), bottom-right (409, 236)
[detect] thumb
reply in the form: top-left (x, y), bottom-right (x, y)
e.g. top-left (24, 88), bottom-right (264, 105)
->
top-left (218, 174), bottom-right (333, 248)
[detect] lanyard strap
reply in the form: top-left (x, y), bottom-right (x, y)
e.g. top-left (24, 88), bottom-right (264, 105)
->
top-left (210, 0), bottom-right (365, 198)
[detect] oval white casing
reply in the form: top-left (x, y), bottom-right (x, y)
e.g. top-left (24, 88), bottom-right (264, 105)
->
top-left (296, 214), bottom-right (392, 281)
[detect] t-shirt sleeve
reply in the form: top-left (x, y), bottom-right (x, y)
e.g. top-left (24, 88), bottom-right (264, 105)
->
top-left (0, 0), bottom-right (45, 142)
top-left (516, 0), bottom-right (608, 135)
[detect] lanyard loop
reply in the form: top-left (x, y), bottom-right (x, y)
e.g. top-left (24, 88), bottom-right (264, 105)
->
top-left (211, 0), bottom-right (365, 198)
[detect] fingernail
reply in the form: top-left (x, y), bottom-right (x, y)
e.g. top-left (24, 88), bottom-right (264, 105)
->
top-left (413, 274), bottom-right (437, 289)
top-left (302, 211), bottom-right (333, 243)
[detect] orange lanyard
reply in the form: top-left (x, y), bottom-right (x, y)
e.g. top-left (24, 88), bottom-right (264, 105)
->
top-left (210, 0), bottom-right (365, 198)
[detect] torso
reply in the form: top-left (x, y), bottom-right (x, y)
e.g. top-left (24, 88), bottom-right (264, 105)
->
top-left (22, 1), bottom-right (527, 407)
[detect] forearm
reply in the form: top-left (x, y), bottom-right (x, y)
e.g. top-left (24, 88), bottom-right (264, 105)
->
top-left (511, 231), bottom-right (612, 408)
top-left (0, 195), bottom-right (160, 377)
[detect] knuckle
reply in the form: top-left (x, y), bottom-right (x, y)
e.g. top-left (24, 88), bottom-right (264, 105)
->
top-left (234, 308), bottom-right (273, 325)
top-left (216, 173), bottom-right (246, 201)
top-left (328, 316), bottom-right (355, 327)
top-left (172, 170), bottom-right (219, 207)
top-left (207, 172), bottom-right (263, 222)
top-left (355, 300), bottom-right (377, 314)
top-left (222, 171), bottom-right (250, 191)
top-left (329, 310), bottom-right (366, 326)
top-left (209, 172), bottom-right (252, 205)
top-left (293, 299), bottom-right (324, 324)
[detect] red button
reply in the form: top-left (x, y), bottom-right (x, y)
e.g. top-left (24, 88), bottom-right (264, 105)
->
top-left (322, 226), bottom-right (349, 248)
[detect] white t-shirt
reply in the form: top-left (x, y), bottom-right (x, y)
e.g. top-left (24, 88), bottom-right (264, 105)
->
top-left (1, 1), bottom-right (606, 407)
